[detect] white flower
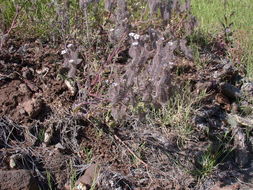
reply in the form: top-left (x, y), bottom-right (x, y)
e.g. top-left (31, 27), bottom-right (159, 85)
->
top-left (132, 41), bottom-right (139, 46)
top-left (129, 32), bottom-right (140, 40)
top-left (167, 41), bottom-right (174, 46)
top-left (133, 34), bottom-right (140, 40)
top-left (61, 49), bottom-right (68, 55)
top-left (67, 43), bottom-right (74, 48)
top-left (160, 37), bottom-right (165, 40)
top-left (129, 32), bottom-right (135, 37)
top-left (76, 183), bottom-right (86, 190)
top-left (69, 59), bottom-right (75, 64)
top-left (110, 28), bottom-right (115, 32)
top-left (112, 82), bottom-right (118, 87)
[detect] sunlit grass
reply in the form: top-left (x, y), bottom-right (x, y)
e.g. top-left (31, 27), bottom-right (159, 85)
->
top-left (147, 84), bottom-right (208, 146)
top-left (191, 0), bottom-right (253, 77)
top-left (191, 0), bottom-right (253, 33)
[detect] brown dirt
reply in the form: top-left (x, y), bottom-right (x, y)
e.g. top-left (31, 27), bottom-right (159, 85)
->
top-left (0, 169), bottom-right (39, 190)
top-left (0, 38), bottom-right (72, 124)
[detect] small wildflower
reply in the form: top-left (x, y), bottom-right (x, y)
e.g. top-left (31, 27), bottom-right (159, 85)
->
top-left (129, 32), bottom-right (135, 37)
top-left (61, 49), bottom-right (68, 55)
top-left (129, 32), bottom-right (140, 40)
top-left (133, 34), bottom-right (140, 40)
top-left (132, 41), bottom-right (139, 46)
top-left (167, 41), bottom-right (174, 46)
top-left (76, 183), bottom-right (86, 190)
top-left (112, 82), bottom-right (118, 87)
top-left (67, 44), bottom-right (74, 48)
top-left (69, 59), bottom-right (75, 64)
top-left (110, 28), bottom-right (115, 32)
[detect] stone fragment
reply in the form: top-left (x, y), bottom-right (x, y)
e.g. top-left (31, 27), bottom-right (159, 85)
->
top-left (55, 143), bottom-right (65, 150)
top-left (220, 83), bottom-right (241, 100)
top-left (195, 81), bottom-right (214, 93)
top-left (228, 114), bottom-right (250, 167)
top-left (22, 98), bottom-right (43, 118)
top-left (9, 154), bottom-right (23, 169)
top-left (75, 164), bottom-right (99, 189)
top-left (44, 125), bottom-right (53, 145)
top-left (65, 80), bottom-right (77, 95)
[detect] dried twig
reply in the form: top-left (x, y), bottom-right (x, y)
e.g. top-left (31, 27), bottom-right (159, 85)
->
top-left (106, 33), bottom-right (128, 64)
top-left (113, 134), bottom-right (148, 167)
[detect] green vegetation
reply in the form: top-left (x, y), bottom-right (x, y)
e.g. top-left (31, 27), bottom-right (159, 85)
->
top-left (147, 84), bottom-right (207, 146)
top-left (46, 170), bottom-right (53, 190)
top-left (191, 0), bottom-right (253, 33)
top-left (0, 0), bottom-right (55, 37)
top-left (82, 147), bottom-right (94, 163)
top-left (191, 137), bottom-right (234, 179)
top-left (191, 0), bottom-right (253, 77)
top-left (69, 161), bottom-right (77, 190)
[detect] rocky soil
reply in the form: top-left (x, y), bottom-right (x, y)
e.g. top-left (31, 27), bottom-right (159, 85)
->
top-left (0, 35), bottom-right (253, 190)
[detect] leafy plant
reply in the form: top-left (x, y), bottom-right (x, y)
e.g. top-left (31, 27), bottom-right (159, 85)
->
top-left (192, 133), bottom-right (234, 179)
top-left (69, 160), bottom-right (77, 190)
top-left (82, 147), bottom-right (93, 163)
top-left (191, 0), bottom-right (253, 76)
top-left (46, 170), bottom-right (53, 190)
top-left (147, 84), bottom-right (208, 147)
top-left (219, 0), bottom-right (235, 45)
top-left (38, 128), bottom-right (45, 143)
top-left (193, 147), bottom-right (218, 178)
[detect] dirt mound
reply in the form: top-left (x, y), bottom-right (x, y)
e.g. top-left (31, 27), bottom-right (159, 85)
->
top-left (0, 40), bottom-right (72, 124)
top-left (0, 169), bottom-right (39, 190)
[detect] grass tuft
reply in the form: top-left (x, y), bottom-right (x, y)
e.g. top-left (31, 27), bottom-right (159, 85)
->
top-left (191, 0), bottom-right (253, 76)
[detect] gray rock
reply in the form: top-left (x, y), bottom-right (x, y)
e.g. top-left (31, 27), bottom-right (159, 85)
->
top-left (233, 127), bottom-right (249, 168)
top-left (75, 164), bottom-right (99, 189)
top-left (241, 82), bottom-right (253, 96)
top-left (228, 114), bottom-right (250, 167)
top-left (220, 83), bottom-right (241, 100)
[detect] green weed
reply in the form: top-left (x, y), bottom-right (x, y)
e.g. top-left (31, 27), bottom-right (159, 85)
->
top-left (69, 160), bottom-right (77, 190)
top-left (191, 0), bottom-right (253, 76)
top-left (46, 170), bottom-right (53, 190)
top-left (193, 147), bottom-right (218, 179)
top-left (147, 84), bottom-right (207, 146)
top-left (82, 147), bottom-right (93, 163)
top-left (191, 128), bottom-right (235, 179)
top-left (38, 128), bottom-right (45, 143)
top-left (191, 43), bottom-right (202, 69)
top-left (192, 143), bottom-right (233, 179)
